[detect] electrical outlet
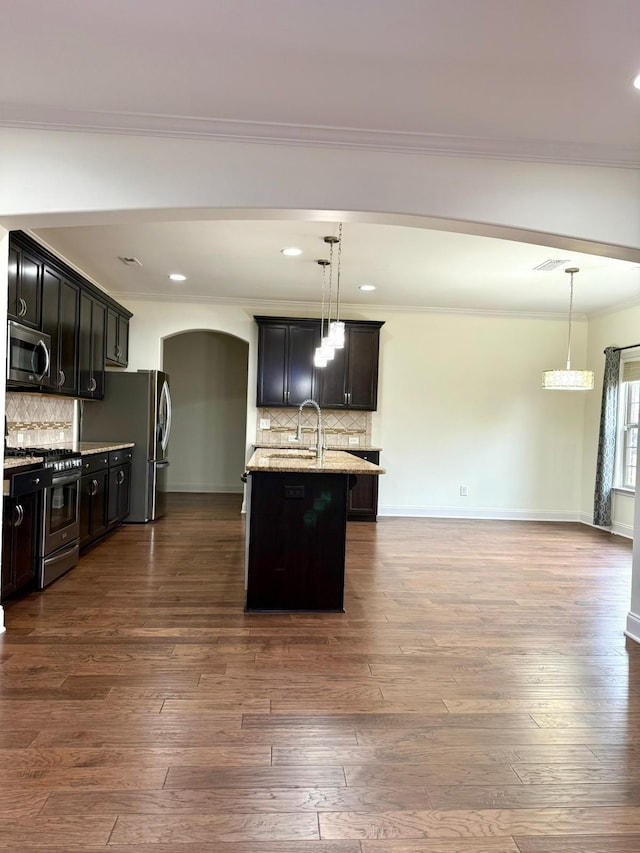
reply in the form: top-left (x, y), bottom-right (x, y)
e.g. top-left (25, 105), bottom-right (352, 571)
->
top-left (59, 431), bottom-right (65, 440)
top-left (259, 418), bottom-right (271, 430)
top-left (348, 435), bottom-right (360, 445)
top-left (459, 485), bottom-right (468, 496)
top-left (17, 433), bottom-right (24, 444)
top-left (288, 434), bottom-right (298, 442)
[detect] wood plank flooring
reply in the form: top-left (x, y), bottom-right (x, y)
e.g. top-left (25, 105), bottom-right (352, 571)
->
top-left (0, 493), bottom-right (639, 851)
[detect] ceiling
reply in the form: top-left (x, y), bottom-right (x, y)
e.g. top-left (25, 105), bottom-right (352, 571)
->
top-left (3, 0), bottom-right (640, 316)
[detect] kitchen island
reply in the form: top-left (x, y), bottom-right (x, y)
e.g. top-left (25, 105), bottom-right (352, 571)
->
top-left (244, 448), bottom-right (385, 612)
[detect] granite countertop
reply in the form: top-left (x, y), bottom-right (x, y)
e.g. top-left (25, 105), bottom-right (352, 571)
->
top-left (4, 455), bottom-right (44, 471)
top-left (246, 448), bottom-right (385, 475)
top-left (72, 441), bottom-right (135, 455)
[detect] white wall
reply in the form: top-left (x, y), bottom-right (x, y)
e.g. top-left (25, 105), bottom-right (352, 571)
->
top-left (163, 331), bottom-right (248, 493)
top-left (122, 297), bottom-right (588, 520)
top-left (2, 129), bottom-right (640, 258)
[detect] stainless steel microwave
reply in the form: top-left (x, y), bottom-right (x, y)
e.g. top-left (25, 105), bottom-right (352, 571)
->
top-left (6, 320), bottom-right (52, 387)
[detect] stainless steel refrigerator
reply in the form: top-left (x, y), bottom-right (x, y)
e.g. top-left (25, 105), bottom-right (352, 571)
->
top-left (81, 370), bottom-right (172, 522)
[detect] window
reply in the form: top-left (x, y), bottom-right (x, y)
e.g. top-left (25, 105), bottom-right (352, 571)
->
top-left (617, 360), bottom-right (640, 489)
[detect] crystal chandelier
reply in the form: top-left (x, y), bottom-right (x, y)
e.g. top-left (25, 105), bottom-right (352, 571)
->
top-left (541, 267), bottom-right (594, 391)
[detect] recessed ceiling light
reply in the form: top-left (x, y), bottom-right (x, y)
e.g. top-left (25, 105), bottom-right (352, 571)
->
top-left (281, 247), bottom-right (303, 256)
top-left (169, 273), bottom-right (187, 282)
top-left (359, 284), bottom-right (376, 291)
top-left (634, 73), bottom-right (640, 90)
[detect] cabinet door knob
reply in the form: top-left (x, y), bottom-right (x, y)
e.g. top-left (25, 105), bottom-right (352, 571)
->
top-left (118, 470), bottom-right (125, 485)
top-left (58, 369), bottom-right (65, 387)
top-left (18, 297), bottom-right (27, 317)
top-left (89, 378), bottom-right (97, 392)
top-left (14, 504), bottom-right (24, 527)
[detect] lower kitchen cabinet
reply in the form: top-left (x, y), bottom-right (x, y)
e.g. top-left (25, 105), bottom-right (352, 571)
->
top-left (1, 468), bottom-right (50, 601)
top-left (347, 450), bottom-right (380, 522)
top-left (80, 453), bottom-right (109, 551)
top-left (107, 460), bottom-right (131, 528)
top-left (80, 449), bottom-right (133, 552)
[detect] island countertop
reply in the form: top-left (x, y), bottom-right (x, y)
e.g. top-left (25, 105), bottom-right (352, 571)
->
top-left (245, 448), bottom-right (385, 475)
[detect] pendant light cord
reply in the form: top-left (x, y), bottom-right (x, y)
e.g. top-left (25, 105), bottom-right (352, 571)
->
top-left (566, 270), bottom-right (575, 370)
top-left (335, 222), bottom-right (343, 323)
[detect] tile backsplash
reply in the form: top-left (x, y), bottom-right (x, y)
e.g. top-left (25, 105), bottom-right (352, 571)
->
top-left (5, 392), bottom-right (75, 447)
top-left (256, 407), bottom-right (371, 448)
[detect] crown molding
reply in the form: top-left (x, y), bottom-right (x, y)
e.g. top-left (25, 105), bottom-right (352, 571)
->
top-left (114, 290), bottom-right (576, 321)
top-left (2, 104), bottom-right (639, 169)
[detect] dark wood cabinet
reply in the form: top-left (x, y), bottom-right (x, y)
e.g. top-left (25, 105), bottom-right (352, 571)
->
top-left (79, 454), bottom-right (109, 551)
top-left (1, 467), bottom-right (50, 601)
top-left (255, 318), bottom-right (320, 407)
top-left (41, 265), bottom-right (79, 395)
top-left (347, 450), bottom-right (380, 522)
top-left (246, 471), bottom-right (348, 611)
top-left (255, 317), bottom-right (383, 410)
top-left (107, 450), bottom-right (132, 528)
top-left (2, 494), bottom-right (39, 600)
top-left (319, 323), bottom-right (383, 410)
top-left (7, 232), bottom-right (133, 400)
top-left (7, 242), bottom-right (42, 329)
top-left (106, 308), bottom-right (129, 367)
top-left (78, 292), bottom-right (106, 399)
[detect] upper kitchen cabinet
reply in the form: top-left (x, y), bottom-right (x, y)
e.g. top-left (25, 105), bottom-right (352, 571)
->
top-left (255, 317), bottom-right (320, 407)
top-left (7, 232), bottom-right (133, 399)
top-left (318, 321), bottom-right (384, 410)
top-left (41, 265), bottom-right (80, 396)
top-left (7, 238), bottom-right (43, 329)
top-left (105, 307), bottom-right (129, 367)
top-left (78, 292), bottom-right (106, 399)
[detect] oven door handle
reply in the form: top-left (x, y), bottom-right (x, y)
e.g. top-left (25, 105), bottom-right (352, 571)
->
top-left (52, 471), bottom-right (81, 487)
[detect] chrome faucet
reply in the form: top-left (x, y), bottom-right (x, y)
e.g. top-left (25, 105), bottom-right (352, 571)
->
top-left (296, 399), bottom-right (323, 459)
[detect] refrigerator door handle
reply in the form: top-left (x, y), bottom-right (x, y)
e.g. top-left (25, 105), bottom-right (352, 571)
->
top-left (156, 460), bottom-right (170, 468)
top-left (159, 379), bottom-right (172, 454)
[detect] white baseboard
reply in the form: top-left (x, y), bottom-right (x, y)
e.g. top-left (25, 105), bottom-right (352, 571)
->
top-left (169, 483), bottom-right (243, 494)
top-left (378, 505), bottom-right (582, 522)
top-left (625, 611), bottom-right (640, 645)
top-left (611, 521), bottom-right (634, 539)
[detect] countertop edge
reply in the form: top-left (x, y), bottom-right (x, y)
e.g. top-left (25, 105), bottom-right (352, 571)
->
top-left (246, 448), bottom-right (385, 475)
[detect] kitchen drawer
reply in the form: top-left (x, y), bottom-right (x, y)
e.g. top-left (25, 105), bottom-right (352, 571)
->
top-left (109, 449), bottom-right (132, 467)
top-left (81, 453), bottom-right (109, 475)
top-left (7, 467), bottom-right (51, 498)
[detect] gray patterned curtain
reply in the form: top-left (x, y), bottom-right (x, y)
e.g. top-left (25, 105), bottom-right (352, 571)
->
top-left (593, 346), bottom-right (621, 527)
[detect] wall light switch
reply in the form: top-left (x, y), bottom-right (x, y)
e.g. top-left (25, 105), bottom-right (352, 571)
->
top-left (288, 434), bottom-right (298, 442)
top-left (17, 433), bottom-right (24, 444)
top-left (259, 418), bottom-right (271, 430)
top-left (348, 435), bottom-right (360, 445)
top-left (59, 431), bottom-right (65, 440)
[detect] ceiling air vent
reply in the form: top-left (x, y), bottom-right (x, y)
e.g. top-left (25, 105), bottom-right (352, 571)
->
top-left (118, 256), bottom-right (142, 267)
top-left (532, 259), bottom-right (570, 271)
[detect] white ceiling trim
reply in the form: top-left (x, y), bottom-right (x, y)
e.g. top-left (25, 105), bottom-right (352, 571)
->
top-left (115, 290), bottom-right (581, 321)
top-left (3, 104), bottom-right (639, 170)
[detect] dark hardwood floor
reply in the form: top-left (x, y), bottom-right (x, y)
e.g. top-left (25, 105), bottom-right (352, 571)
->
top-left (1, 493), bottom-right (639, 851)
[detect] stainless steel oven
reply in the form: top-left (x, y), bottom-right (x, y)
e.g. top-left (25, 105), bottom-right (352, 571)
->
top-left (40, 454), bottom-right (82, 588)
top-left (6, 320), bottom-right (52, 388)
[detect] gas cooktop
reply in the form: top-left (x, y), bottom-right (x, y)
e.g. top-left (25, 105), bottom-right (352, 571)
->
top-left (5, 446), bottom-right (82, 471)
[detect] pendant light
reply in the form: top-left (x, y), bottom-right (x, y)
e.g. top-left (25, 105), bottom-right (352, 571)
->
top-left (541, 267), bottom-right (594, 391)
top-left (327, 222), bottom-right (345, 349)
top-left (314, 258), bottom-right (332, 367)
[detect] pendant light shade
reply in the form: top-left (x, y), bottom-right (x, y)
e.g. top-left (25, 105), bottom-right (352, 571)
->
top-left (541, 267), bottom-right (594, 391)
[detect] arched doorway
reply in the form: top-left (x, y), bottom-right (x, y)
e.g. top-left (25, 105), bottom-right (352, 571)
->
top-left (162, 330), bottom-right (249, 495)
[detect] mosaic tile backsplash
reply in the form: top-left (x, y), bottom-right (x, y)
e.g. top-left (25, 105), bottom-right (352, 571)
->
top-left (5, 392), bottom-right (75, 448)
top-left (256, 407), bottom-right (371, 448)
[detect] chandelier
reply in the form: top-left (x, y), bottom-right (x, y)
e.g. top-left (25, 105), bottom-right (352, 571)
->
top-left (541, 267), bottom-right (594, 391)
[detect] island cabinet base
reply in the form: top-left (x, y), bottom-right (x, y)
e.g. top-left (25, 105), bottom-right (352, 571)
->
top-left (246, 471), bottom-right (348, 612)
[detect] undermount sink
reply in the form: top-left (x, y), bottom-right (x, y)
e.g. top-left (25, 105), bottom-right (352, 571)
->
top-left (266, 450), bottom-right (317, 459)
